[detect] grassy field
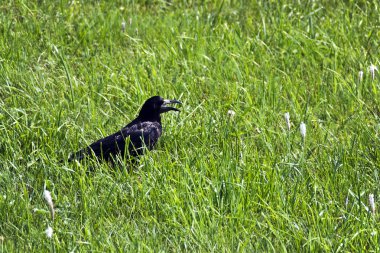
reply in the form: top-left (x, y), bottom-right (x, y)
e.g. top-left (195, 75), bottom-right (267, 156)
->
top-left (1, 0), bottom-right (380, 251)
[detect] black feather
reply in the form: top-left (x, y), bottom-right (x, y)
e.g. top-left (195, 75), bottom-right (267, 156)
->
top-left (68, 96), bottom-right (181, 162)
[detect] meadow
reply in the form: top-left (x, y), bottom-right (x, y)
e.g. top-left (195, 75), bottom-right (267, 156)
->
top-left (1, 0), bottom-right (380, 251)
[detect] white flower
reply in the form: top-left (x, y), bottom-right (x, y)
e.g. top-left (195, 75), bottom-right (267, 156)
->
top-left (43, 190), bottom-right (53, 207)
top-left (45, 226), bottom-right (53, 238)
top-left (300, 122), bottom-right (306, 139)
top-left (369, 64), bottom-right (378, 80)
top-left (227, 110), bottom-right (236, 118)
top-left (369, 193), bottom-right (376, 214)
top-left (44, 190), bottom-right (55, 220)
top-left (284, 112), bottom-right (290, 130)
top-left (121, 20), bottom-right (126, 32)
top-left (359, 70), bottom-right (364, 82)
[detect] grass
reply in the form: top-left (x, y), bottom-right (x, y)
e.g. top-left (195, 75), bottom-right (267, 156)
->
top-left (1, 0), bottom-right (380, 251)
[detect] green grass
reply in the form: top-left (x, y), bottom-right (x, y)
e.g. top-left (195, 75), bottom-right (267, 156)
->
top-left (1, 0), bottom-right (380, 251)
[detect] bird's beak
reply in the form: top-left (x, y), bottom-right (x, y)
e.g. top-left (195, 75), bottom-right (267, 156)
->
top-left (160, 99), bottom-right (182, 113)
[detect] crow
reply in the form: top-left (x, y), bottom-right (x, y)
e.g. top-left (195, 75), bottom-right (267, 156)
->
top-left (68, 96), bottom-right (181, 162)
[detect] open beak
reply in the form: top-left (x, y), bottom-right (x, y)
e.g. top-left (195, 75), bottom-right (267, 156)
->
top-left (160, 99), bottom-right (182, 113)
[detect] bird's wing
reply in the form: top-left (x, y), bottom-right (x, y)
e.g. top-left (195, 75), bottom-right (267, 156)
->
top-left (69, 130), bottom-right (123, 161)
top-left (69, 121), bottom-right (162, 161)
top-left (118, 121), bottom-right (162, 156)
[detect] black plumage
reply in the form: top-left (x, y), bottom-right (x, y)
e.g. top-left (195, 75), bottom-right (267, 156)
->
top-left (69, 96), bottom-right (181, 162)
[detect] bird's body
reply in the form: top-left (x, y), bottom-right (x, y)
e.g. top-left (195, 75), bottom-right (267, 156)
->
top-left (69, 96), bottom-right (181, 162)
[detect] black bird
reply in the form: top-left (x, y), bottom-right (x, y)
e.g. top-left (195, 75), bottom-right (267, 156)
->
top-left (69, 96), bottom-right (181, 162)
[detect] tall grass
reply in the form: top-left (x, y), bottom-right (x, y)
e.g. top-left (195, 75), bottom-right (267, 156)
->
top-left (1, 0), bottom-right (380, 251)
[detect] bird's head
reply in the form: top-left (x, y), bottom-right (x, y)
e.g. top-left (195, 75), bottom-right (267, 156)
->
top-left (138, 96), bottom-right (181, 121)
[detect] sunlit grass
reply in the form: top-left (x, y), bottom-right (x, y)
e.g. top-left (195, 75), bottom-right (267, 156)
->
top-left (1, 0), bottom-right (380, 251)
